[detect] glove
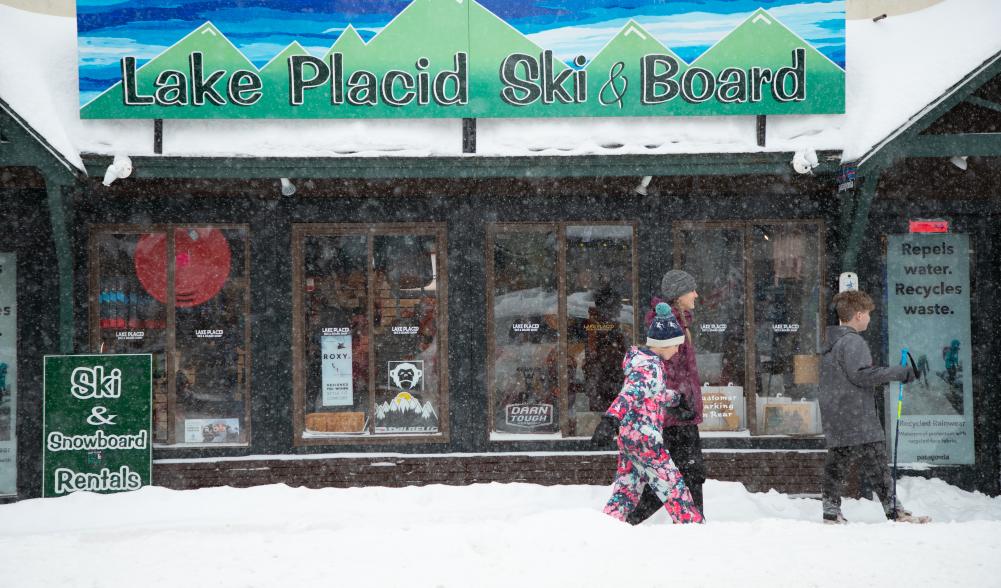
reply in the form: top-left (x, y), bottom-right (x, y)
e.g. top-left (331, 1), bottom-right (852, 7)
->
top-left (591, 414), bottom-right (619, 445)
top-left (902, 351), bottom-right (919, 383)
top-left (666, 392), bottom-right (696, 422)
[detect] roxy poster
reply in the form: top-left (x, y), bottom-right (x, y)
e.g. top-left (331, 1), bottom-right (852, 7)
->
top-left (320, 329), bottom-right (353, 406)
top-left (77, 0), bottom-right (845, 119)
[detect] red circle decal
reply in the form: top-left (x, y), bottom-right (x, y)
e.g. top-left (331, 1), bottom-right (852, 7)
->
top-left (134, 229), bottom-right (232, 307)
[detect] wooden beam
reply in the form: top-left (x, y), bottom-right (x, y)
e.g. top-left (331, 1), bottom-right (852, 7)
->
top-left (840, 167), bottom-right (881, 274)
top-left (45, 176), bottom-right (76, 354)
top-left (154, 119), bottom-right (163, 154)
top-left (965, 95), bottom-right (1001, 114)
top-left (462, 118), bottom-right (476, 154)
top-left (893, 133), bottom-right (1001, 160)
top-left (81, 151), bottom-right (843, 181)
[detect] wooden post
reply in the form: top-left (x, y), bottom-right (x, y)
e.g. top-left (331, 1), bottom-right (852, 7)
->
top-left (462, 118), bottom-right (476, 154)
top-left (154, 119), bottom-right (163, 154)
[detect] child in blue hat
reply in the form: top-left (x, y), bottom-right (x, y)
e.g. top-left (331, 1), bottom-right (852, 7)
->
top-left (601, 303), bottom-right (705, 524)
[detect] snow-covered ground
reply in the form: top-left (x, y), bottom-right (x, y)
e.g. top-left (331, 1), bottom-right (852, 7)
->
top-left (1, 476), bottom-right (999, 587)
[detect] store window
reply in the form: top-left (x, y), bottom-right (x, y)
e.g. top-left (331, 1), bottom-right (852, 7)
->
top-left (90, 226), bottom-right (252, 446)
top-left (292, 224), bottom-right (447, 443)
top-left (674, 221), bottom-right (824, 436)
top-left (487, 223), bottom-right (637, 440)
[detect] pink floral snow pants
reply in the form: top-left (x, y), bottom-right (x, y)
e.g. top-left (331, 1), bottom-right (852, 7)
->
top-left (603, 426), bottom-right (704, 525)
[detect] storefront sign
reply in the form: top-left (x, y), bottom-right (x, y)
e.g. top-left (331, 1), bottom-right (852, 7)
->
top-left (0, 254), bottom-right (16, 496)
top-left (77, 0), bottom-right (845, 119)
top-left (321, 330), bottom-right (353, 406)
top-left (376, 361), bottom-right (439, 433)
top-left (886, 234), bottom-right (974, 465)
top-left (42, 354), bottom-right (152, 497)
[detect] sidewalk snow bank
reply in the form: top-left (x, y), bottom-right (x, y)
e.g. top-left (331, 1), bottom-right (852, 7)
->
top-left (1, 476), bottom-right (998, 587)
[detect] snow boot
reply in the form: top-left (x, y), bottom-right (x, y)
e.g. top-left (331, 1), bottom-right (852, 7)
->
top-left (889, 508), bottom-right (931, 524)
top-left (823, 512), bottom-right (847, 525)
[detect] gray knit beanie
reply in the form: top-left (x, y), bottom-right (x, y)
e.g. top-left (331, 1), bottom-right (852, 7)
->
top-left (661, 270), bottom-right (697, 302)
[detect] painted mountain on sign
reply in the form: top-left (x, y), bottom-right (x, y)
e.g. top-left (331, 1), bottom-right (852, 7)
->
top-left (320, 24), bottom-right (367, 69)
top-left (302, 0), bottom-right (472, 118)
top-left (585, 20), bottom-right (694, 116)
top-left (82, 22), bottom-right (259, 119)
top-left (361, 0), bottom-right (469, 70)
top-left (467, 0), bottom-right (576, 117)
top-left (253, 41), bottom-right (311, 115)
top-left (692, 8), bottom-right (844, 114)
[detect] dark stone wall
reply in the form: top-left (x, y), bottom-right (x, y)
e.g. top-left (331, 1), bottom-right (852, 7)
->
top-left (153, 450), bottom-right (827, 495)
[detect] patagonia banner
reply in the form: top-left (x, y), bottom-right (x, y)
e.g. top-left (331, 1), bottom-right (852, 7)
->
top-left (77, 0), bottom-right (845, 119)
top-left (885, 233), bottom-right (975, 465)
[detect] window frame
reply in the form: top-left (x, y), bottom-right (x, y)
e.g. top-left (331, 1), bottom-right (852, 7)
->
top-left (291, 223), bottom-right (450, 447)
top-left (673, 219), bottom-right (826, 436)
top-left (88, 223), bottom-right (253, 448)
top-left (485, 221), bottom-right (639, 441)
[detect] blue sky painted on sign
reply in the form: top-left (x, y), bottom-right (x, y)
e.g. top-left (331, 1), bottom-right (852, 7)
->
top-left (76, 0), bottom-right (845, 104)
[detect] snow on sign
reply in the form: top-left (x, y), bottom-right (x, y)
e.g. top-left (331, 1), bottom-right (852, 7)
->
top-left (76, 0), bottom-right (845, 119)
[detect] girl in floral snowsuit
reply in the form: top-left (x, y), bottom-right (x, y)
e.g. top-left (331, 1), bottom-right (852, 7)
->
top-left (603, 303), bottom-right (704, 524)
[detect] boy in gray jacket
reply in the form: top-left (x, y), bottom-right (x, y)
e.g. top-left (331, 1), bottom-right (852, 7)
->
top-left (819, 290), bottom-right (929, 524)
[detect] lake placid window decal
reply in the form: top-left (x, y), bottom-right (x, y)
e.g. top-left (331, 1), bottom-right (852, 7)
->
top-left (77, 0), bottom-right (845, 119)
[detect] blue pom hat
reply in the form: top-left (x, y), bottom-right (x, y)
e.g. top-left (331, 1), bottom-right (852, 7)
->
top-left (646, 302), bottom-right (685, 347)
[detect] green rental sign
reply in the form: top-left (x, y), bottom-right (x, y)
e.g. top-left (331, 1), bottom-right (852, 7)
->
top-left (77, 1), bottom-right (846, 119)
top-left (42, 355), bottom-right (152, 498)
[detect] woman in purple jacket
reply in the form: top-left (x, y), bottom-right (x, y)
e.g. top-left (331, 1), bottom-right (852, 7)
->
top-left (628, 270), bottom-right (706, 524)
